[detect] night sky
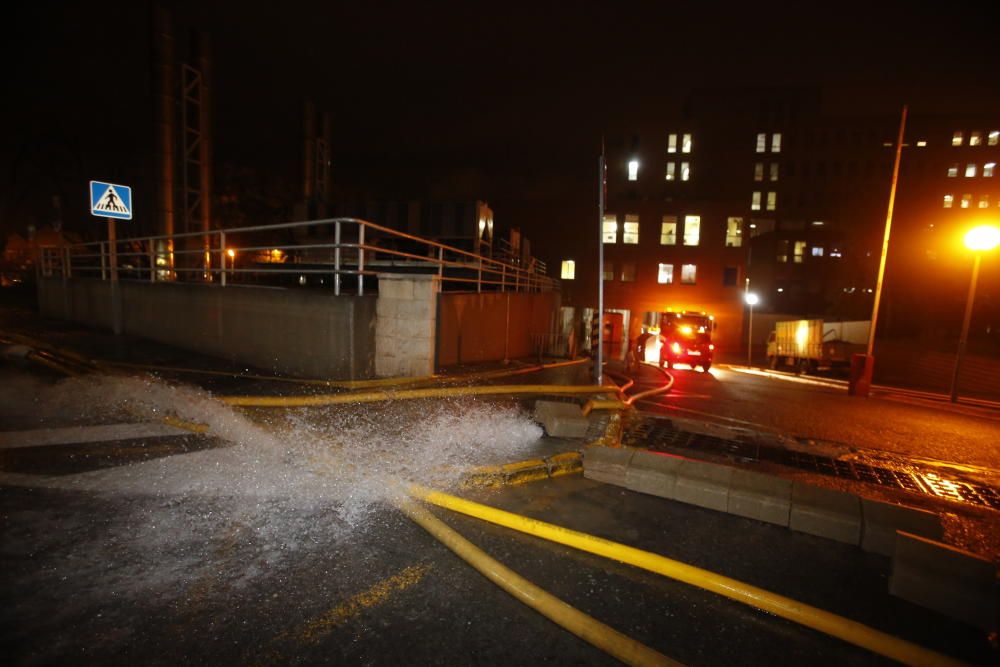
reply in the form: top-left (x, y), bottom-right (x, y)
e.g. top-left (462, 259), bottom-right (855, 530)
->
top-left (5, 0), bottom-right (1000, 257)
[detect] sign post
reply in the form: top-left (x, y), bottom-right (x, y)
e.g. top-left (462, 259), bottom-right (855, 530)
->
top-left (89, 181), bottom-right (132, 334)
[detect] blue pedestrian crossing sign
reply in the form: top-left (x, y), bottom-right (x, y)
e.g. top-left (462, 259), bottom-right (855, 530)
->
top-left (90, 180), bottom-right (133, 220)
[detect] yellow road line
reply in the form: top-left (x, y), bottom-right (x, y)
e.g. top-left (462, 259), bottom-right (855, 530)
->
top-left (251, 564), bottom-right (431, 666)
top-left (294, 563), bottom-right (431, 643)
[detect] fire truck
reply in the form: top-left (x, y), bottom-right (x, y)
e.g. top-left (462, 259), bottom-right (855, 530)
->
top-left (658, 310), bottom-right (716, 372)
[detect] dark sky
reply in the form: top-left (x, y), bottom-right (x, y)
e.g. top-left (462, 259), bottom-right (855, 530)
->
top-left (4, 1), bottom-right (1000, 242)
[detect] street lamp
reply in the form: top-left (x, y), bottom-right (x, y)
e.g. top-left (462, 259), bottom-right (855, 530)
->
top-left (949, 224), bottom-right (999, 402)
top-left (745, 292), bottom-right (759, 368)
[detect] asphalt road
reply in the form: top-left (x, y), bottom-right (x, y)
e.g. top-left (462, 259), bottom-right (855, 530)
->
top-left (1, 300), bottom-right (998, 665)
top-left (629, 362), bottom-right (1000, 471)
top-left (3, 469), bottom-right (993, 666)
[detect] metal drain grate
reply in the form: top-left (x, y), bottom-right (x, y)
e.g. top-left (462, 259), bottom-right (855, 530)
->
top-left (624, 417), bottom-right (1000, 510)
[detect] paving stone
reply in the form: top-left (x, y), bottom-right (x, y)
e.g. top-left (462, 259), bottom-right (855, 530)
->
top-left (789, 482), bottom-right (861, 545)
top-left (534, 399), bottom-right (581, 423)
top-left (544, 414), bottom-right (591, 438)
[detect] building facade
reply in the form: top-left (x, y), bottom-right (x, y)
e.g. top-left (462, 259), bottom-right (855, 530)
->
top-left (556, 89), bottom-right (1000, 360)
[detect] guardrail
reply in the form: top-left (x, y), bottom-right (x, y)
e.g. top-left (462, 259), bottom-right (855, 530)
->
top-left (38, 217), bottom-right (556, 295)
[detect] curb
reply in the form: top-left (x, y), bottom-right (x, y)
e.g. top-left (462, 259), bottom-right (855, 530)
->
top-left (461, 452), bottom-right (583, 488)
top-left (460, 398), bottom-right (624, 489)
top-left (580, 443), bottom-right (1000, 631)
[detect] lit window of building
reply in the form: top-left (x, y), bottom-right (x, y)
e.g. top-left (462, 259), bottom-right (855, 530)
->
top-left (628, 159), bottom-right (639, 181)
top-left (725, 217), bottom-right (743, 247)
top-left (769, 163), bottom-right (779, 181)
top-left (777, 240), bottom-right (789, 263)
top-left (979, 195), bottom-right (990, 209)
top-left (668, 134), bottom-right (677, 153)
top-left (947, 164), bottom-right (959, 177)
top-left (771, 133), bottom-right (782, 153)
top-left (984, 162), bottom-right (995, 177)
top-left (680, 162), bottom-right (690, 181)
top-left (683, 215), bottom-right (700, 246)
top-left (916, 140), bottom-right (927, 147)
top-left (943, 194), bottom-right (954, 208)
top-left (830, 248), bottom-right (843, 258)
top-left (812, 246), bottom-right (824, 257)
top-left (965, 163), bottom-right (977, 178)
top-left (682, 133), bottom-right (692, 153)
top-left (755, 133), bottom-right (767, 153)
top-left (766, 191), bottom-right (777, 211)
top-left (754, 163), bottom-right (764, 181)
top-left (952, 131), bottom-right (963, 146)
top-left (666, 162), bottom-right (676, 180)
top-left (623, 215), bottom-right (639, 244)
top-left (602, 214), bottom-right (617, 243)
top-left (660, 217), bottom-right (677, 245)
top-left (989, 131), bottom-right (999, 146)
top-left (657, 263), bottom-right (673, 284)
top-left (970, 131), bottom-right (982, 146)
top-left (751, 191), bottom-right (762, 210)
top-left (793, 241), bottom-right (807, 263)
top-left (603, 262), bottom-right (615, 281)
top-left (620, 262), bottom-right (636, 282)
top-left (560, 260), bottom-right (575, 280)
top-left (680, 264), bottom-right (697, 284)
top-left (961, 194), bottom-right (972, 208)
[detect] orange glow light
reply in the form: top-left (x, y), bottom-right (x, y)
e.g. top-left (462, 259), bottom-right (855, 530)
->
top-left (964, 225), bottom-right (1000, 252)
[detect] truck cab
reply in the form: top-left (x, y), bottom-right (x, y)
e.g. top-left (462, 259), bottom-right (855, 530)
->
top-left (658, 311), bottom-right (716, 372)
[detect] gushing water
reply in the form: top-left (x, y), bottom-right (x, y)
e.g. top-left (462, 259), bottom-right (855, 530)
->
top-left (1, 372), bottom-right (544, 525)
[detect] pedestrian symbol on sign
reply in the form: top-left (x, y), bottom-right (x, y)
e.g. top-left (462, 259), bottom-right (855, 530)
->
top-left (89, 181), bottom-right (132, 220)
top-left (95, 186), bottom-right (125, 213)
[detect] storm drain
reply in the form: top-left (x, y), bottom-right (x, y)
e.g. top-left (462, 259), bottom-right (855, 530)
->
top-left (624, 417), bottom-right (1000, 510)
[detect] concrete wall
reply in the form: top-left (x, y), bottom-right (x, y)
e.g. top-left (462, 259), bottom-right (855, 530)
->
top-left (375, 274), bottom-right (438, 377)
top-left (38, 277), bottom-right (376, 379)
top-left (436, 290), bottom-right (561, 367)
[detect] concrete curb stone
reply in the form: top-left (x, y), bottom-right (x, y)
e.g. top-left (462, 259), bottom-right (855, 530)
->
top-left (860, 498), bottom-right (944, 556)
top-left (727, 468), bottom-right (792, 526)
top-left (582, 445), bottom-right (636, 485)
top-left (889, 531), bottom-right (997, 631)
top-left (624, 450), bottom-right (684, 499)
top-left (673, 459), bottom-right (733, 512)
top-left (789, 482), bottom-right (862, 545)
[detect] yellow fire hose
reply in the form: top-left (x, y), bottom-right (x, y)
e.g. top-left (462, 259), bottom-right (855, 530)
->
top-left (102, 357), bottom-right (588, 389)
top-left (219, 384), bottom-right (619, 407)
top-left (584, 363), bottom-right (674, 416)
top-left (397, 498), bottom-right (681, 667)
top-left (409, 486), bottom-right (963, 667)
top-left (23, 350), bottom-right (83, 377)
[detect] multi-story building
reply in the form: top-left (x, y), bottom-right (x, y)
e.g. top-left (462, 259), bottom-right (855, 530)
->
top-left (555, 88), bottom-right (1000, 359)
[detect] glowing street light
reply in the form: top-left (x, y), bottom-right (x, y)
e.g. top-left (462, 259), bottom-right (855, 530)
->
top-left (949, 224), bottom-right (999, 402)
top-left (745, 292), bottom-right (759, 368)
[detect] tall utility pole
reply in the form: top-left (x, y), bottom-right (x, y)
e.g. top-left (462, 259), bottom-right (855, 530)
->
top-left (856, 104), bottom-right (907, 396)
top-left (152, 6), bottom-right (176, 268)
top-left (595, 145), bottom-right (605, 385)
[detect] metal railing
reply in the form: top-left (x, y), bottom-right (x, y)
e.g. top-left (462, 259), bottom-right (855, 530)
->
top-left (38, 217), bottom-right (557, 295)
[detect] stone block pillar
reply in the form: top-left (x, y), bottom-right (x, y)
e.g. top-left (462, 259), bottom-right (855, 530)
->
top-left (375, 273), bottom-right (439, 377)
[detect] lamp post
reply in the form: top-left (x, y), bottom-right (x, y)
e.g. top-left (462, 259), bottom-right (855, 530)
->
top-left (745, 292), bottom-right (759, 368)
top-left (949, 224), bottom-right (999, 402)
